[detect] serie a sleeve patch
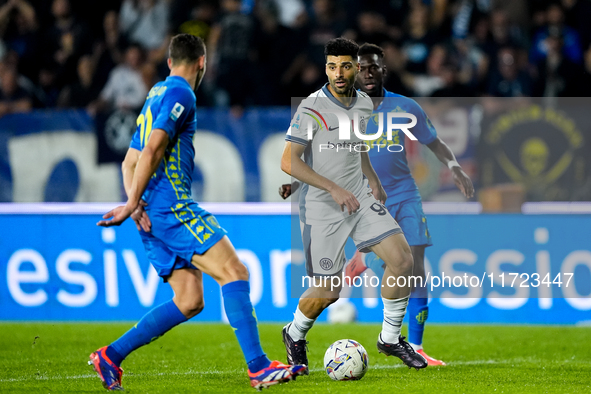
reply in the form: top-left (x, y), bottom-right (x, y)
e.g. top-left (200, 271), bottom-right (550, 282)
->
top-left (170, 102), bottom-right (185, 121)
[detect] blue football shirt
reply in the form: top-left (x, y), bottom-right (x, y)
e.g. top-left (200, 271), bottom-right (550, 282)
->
top-left (130, 76), bottom-right (197, 206)
top-left (365, 89), bottom-right (437, 201)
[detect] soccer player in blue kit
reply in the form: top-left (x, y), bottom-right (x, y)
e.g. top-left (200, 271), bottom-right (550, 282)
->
top-left (348, 43), bottom-right (475, 365)
top-left (90, 34), bottom-right (306, 391)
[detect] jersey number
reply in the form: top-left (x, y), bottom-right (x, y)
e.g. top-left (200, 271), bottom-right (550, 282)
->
top-left (370, 203), bottom-right (387, 216)
top-left (137, 106), bottom-right (153, 148)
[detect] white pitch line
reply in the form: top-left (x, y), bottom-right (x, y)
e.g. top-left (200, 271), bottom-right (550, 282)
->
top-left (309, 359), bottom-right (505, 372)
top-left (0, 359), bottom-right (554, 383)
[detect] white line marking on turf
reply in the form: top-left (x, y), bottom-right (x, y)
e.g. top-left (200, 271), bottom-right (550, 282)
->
top-left (0, 360), bottom-right (510, 383)
top-left (309, 359), bottom-right (505, 372)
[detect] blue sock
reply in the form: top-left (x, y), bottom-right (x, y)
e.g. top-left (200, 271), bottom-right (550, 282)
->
top-left (109, 300), bottom-right (188, 366)
top-left (408, 286), bottom-right (429, 346)
top-left (366, 252), bottom-right (385, 278)
top-left (222, 280), bottom-right (270, 372)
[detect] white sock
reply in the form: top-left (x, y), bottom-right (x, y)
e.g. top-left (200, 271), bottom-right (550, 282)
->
top-left (287, 306), bottom-right (316, 341)
top-left (410, 343), bottom-right (423, 351)
top-left (380, 296), bottom-right (409, 344)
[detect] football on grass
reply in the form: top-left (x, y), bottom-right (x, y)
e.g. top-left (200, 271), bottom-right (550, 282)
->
top-left (323, 339), bottom-right (369, 381)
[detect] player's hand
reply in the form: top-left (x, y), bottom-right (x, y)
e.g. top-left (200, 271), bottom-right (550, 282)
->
top-left (452, 167), bottom-right (474, 198)
top-left (330, 186), bottom-right (360, 215)
top-left (131, 200), bottom-right (151, 232)
top-left (369, 181), bottom-right (387, 204)
top-left (279, 184), bottom-right (292, 199)
top-left (97, 204), bottom-right (135, 227)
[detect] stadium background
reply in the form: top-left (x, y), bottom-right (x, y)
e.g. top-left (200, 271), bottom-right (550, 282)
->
top-left (0, 0), bottom-right (590, 326)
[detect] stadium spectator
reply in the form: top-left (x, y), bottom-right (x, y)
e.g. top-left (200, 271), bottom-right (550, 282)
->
top-left (92, 9), bottom-right (128, 90)
top-left (0, 0), bottom-right (589, 109)
top-left (430, 61), bottom-right (474, 97)
top-left (577, 42), bottom-right (591, 95)
top-left (530, 3), bottom-right (582, 65)
top-left (88, 43), bottom-right (147, 115)
top-left (252, 0), bottom-right (302, 105)
top-left (272, 0), bottom-right (306, 28)
top-left (58, 55), bottom-right (100, 108)
top-left (532, 26), bottom-right (582, 97)
top-left (449, 37), bottom-right (489, 92)
top-left (401, 4), bottom-right (440, 74)
top-left (119, 0), bottom-right (169, 51)
top-left (346, 10), bottom-right (390, 46)
top-left (285, 60), bottom-right (324, 99)
top-left (37, 65), bottom-right (60, 107)
top-left (561, 0), bottom-right (591, 50)
top-left (41, 0), bottom-right (90, 89)
top-left (208, 0), bottom-right (256, 108)
top-left (304, 0), bottom-right (347, 67)
top-left (0, 52), bottom-right (37, 96)
top-left (487, 46), bottom-right (532, 97)
top-left (493, 0), bottom-right (531, 29)
top-left (176, 2), bottom-right (217, 41)
top-left (402, 44), bottom-right (447, 96)
top-left (485, 9), bottom-right (527, 65)
top-left (168, 0), bottom-right (196, 34)
top-left (0, 0), bottom-right (38, 81)
top-left (380, 41), bottom-right (412, 96)
top-left (0, 65), bottom-right (32, 116)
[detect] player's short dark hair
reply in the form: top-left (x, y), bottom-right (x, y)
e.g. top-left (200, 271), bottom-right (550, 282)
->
top-left (169, 34), bottom-right (206, 65)
top-left (324, 37), bottom-right (359, 60)
top-left (357, 43), bottom-right (384, 59)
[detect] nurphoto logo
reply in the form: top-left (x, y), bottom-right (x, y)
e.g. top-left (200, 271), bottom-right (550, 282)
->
top-left (301, 108), bottom-right (417, 153)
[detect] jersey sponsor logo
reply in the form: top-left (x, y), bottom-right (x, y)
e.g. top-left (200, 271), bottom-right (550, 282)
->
top-left (319, 258), bottom-right (334, 271)
top-left (328, 125), bottom-right (339, 131)
top-left (319, 141), bottom-right (368, 154)
top-left (170, 103), bottom-right (185, 121)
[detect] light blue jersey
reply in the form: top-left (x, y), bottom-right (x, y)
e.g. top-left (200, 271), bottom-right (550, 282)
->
top-left (365, 89), bottom-right (436, 246)
top-left (366, 89), bottom-right (437, 202)
top-left (130, 76), bottom-right (197, 207)
top-left (130, 76), bottom-right (226, 279)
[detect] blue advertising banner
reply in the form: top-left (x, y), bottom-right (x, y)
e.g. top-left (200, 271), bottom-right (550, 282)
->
top-left (0, 205), bottom-right (590, 324)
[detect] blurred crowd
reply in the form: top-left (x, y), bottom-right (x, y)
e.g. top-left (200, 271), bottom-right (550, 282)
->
top-left (1, 0), bottom-right (591, 117)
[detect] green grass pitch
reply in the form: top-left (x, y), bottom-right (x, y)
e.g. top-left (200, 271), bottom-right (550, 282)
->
top-left (1, 322), bottom-right (590, 393)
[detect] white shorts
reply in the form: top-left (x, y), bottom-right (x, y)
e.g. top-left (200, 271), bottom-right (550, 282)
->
top-left (301, 192), bottom-right (402, 277)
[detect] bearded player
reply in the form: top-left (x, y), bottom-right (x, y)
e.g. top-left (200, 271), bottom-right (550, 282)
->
top-left (280, 42), bottom-right (474, 366)
top-left (280, 37), bottom-right (428, 371)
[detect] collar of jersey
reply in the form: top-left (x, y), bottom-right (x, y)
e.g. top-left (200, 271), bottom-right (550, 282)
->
top-left (377, 88), bottom-right (398, 111)
top-left (322, 83), bottom-right (358, 110)
top-left (167, 75), bottom-right (191, 87)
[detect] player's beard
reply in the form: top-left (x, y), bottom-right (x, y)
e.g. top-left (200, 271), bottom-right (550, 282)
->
top-left (330, 76), bottom-right (355, 96)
